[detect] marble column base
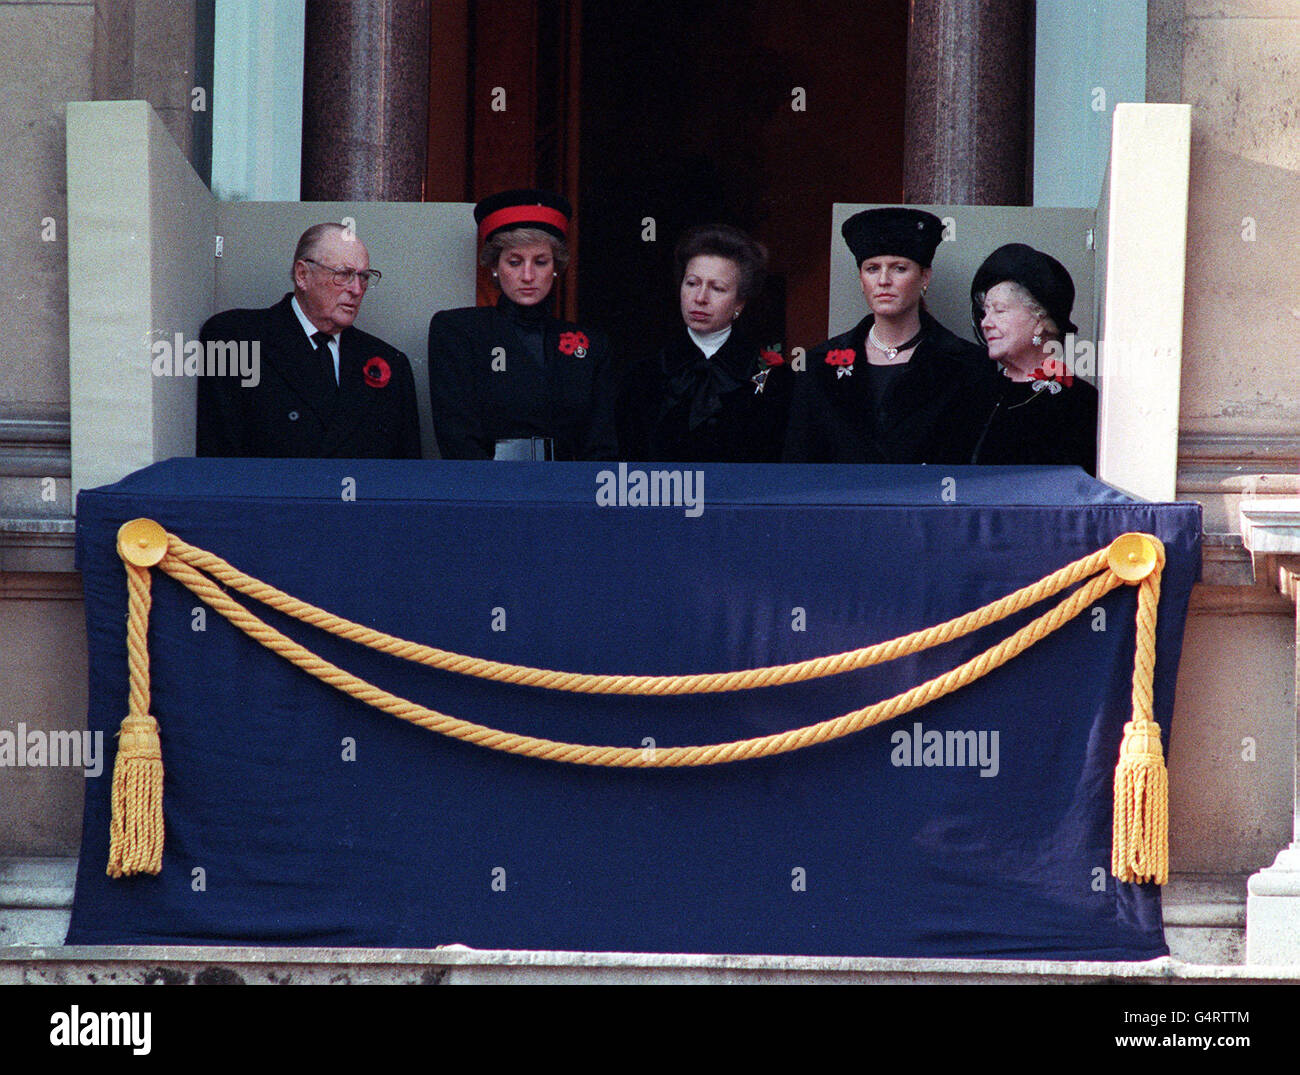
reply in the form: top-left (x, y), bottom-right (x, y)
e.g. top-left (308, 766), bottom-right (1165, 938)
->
top-left (1247, 845), bottom-right (1300, 964)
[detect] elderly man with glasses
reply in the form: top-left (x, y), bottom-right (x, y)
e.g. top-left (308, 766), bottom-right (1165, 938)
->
top-left (197, 222), bottom-right (422, 458)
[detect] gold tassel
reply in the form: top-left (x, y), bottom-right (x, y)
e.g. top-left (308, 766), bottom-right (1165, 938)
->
top-left (1105, 534), bottom-right (1169, 885)
top-left (109, 519), bottom-right (170, 878)
top-left (106, 713), bottom-right (164, 877)
top-left (1111, 719), bottom-right (1169, 885)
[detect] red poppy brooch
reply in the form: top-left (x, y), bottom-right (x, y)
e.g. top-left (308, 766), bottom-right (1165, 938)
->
top-left (753, 346), bottom-right (785, 394)
top-left (363, 356), bottom-right (392, 388)
top-left (825, 348), bottom-right (856, 378)
top-left (558, 331), bottom-right (590, 358)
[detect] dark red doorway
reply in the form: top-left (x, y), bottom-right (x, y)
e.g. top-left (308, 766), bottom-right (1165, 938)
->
top-left (425, 1), bottom-right (911, 416)
top-left (577, 1), bottom-right (909, 378)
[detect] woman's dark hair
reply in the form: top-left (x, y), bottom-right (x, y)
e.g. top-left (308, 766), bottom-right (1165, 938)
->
top-left (674, 224), bottom-right (768, 302)
top-left (479, 227), bottom-right (570, 273)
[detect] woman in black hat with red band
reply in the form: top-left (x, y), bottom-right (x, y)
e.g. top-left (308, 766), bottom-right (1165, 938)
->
top-left (969, 243), bottom-right (1098, 474)
top-left (427, 189), bottom-right (618, 460)
top-left (782, 207), bottom-right (989, 463)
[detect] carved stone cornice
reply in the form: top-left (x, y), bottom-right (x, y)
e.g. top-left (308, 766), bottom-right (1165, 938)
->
top-left (0, 518), bottom-right (76, 575)
top-left (1180, 432), bottom-right (1300, 467)
top-left (1239, 499), bottom-right (1300, 602)
top-left (0, 416), bottom-right (71, 479)
top-left (1176, 432), bottom-right (1300, 539)
top-left (1189, 534), bottom-right (1291, 613)
top-left (1177, 433), bottom-right (1300, 496)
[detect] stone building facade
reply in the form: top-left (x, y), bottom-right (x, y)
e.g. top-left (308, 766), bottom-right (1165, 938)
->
top-left (1, 0), bottom-right (1297, 973)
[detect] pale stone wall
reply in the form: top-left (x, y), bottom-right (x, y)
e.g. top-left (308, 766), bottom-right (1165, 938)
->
top-left (1172, 602), bottom-right (1296, 872)
top-left (0, 0), bottom-right (207, 857)
top-left (1169, 0), bottom-right (1300, 523)
top-left (0, 585), bottom-right (87, 854)
top-left (1, 0), bottom-right (95, 860)
top-left (0, 2), bottom-right (91, 417)
top-left (1147, 1), bottom-right (1300, 885)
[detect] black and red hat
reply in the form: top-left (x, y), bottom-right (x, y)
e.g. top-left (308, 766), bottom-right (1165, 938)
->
top-left (474, 189), bottom-right (572, 243)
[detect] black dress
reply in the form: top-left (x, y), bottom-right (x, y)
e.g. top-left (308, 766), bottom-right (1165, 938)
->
top-left (427, 295), bottom-right (618, 460)
top-left (781, 311), bottom-right (990, 464)
top-left (624, 326), bottom-right (793, 462)
top-left (970, 373), bottom-right (1099, 475)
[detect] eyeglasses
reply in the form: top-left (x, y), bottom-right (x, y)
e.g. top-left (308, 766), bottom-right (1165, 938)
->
top-left (301, 258), bottom-right (382, 287)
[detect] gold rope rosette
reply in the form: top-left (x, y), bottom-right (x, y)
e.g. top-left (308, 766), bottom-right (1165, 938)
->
top-left (108, 520), bottom-right (1169, 885)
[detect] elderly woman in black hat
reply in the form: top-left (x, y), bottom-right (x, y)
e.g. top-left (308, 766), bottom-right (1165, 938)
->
top-left (782, 207), bottom-right (988, 463)
top-left (427, 189), bottom-right (618, 460)
top-left (969, 243), bottom-right (1098, 474)
top-left (623, 224), bottom-right (792, 461)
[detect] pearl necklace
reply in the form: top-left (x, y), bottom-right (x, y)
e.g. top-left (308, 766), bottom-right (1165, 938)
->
top-left (868, 324), bottom-right (925, 361)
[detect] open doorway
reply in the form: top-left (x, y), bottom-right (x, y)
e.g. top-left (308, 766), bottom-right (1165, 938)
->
top-left (577, 0), bottom-right (910, 381)
top-left (425, 0), bottom-right (911, 374)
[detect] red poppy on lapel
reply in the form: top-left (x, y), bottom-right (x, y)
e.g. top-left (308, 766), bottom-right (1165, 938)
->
top-left (825, 348), bottom-right (856, 378)
top-left (558, 331), bottom-right (590, 357)
top-left (1029, 356), bottom-right (1073, 389)
top-left (363, 356), bottom-right (392, 388)
top-left (760, 348), bottom-right (785, 366)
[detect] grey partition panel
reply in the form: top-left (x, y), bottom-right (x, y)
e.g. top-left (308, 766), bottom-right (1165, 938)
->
top-left (214, 202), bottom-right (478, 458)
top-left (828, 204), bottom-right (1096, 357)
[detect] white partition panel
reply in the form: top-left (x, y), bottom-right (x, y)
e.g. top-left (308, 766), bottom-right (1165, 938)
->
top-left (1096, 104), bottom-right (1190, 501)
top-left (149, 110), bottom-right (222, 468)
top-left (68, 101), bottom-right (216, 501)
top-left (828, 204), bottom-right (1096, 353)
top-left (67, 101), bottom-right (477, 499)
top-left (830, 136), bottom-right (1191, 503)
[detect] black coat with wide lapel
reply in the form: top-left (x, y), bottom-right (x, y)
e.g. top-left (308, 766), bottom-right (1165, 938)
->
top-left (198, 294), bottom-right (421, 458)
top-left (782, 311), bottom-right (993, 464)
top-left (427, 296), bottom-right (618, 460)
top-left (622, 325), bottom-right (793, 462)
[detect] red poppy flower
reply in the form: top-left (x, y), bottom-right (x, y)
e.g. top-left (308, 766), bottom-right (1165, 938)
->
top-left (1030, 357), bottom-right (1073, 387)
top-left (824, 349), bottom-right (856, 367)
top-left (558, 331), bottom-right (590, 356)
top-left (760, 349), bottom-right (785, 366)
top-left (363, 356), bottom-right (392, 388)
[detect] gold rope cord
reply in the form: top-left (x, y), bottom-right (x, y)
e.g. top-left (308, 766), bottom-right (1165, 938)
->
top-left (165, 533), bottom-right (1113, 696)
top-left (159, 551), bottom-right (1121, 766)
top-left (109, 521), bottom-right (1169, 883)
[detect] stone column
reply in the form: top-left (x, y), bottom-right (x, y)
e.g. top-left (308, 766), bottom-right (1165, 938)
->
top-left (301, 0), bottom-right (431, 200)
top-left (1239, 500), bottom-right (1300, 963)
top-left (903, 0), bottom-right (1032, 205)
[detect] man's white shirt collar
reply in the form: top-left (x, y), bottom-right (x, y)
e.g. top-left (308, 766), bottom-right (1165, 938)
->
top-left (291, 295), bottom-right (339, 383)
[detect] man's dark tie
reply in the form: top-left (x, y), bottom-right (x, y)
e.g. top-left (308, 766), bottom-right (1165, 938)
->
top-left (311, 331), bottom-right (336, 387)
